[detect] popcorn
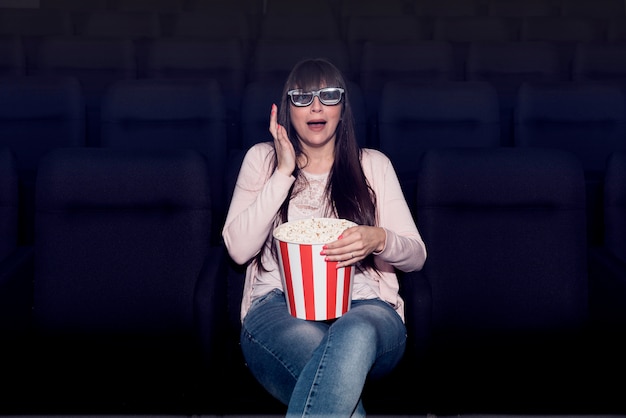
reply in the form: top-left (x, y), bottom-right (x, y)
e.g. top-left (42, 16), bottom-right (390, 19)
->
top-left (273, 217), bottom-right (357, 320)
top-left (273, 218), bottom-right (357, 244)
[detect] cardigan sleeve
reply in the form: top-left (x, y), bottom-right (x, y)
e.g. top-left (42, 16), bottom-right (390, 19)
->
top-left (362, 148), bottom-right (427, 273)
top-left (222, 142), bottom-right (295, 265)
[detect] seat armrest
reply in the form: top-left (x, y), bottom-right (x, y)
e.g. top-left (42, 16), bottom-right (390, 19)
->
top-left (588, 246), bottom-right (626, 331)
top-left (194, 244), bottom-right (229, 370)
top-left (0, 245), bottom-right (34, 336)
top-left (398, 269), bottom-right (432, 363)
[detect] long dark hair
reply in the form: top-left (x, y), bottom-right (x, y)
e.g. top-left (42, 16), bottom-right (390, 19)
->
top-left (259, 58), bottom-right (379, 273)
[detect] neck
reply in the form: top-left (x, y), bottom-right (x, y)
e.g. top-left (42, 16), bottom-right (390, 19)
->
top-left (299, 143), bottom-right (334, 175)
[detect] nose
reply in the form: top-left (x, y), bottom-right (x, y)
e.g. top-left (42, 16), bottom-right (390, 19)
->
top-left (310, 96), bottom-right (323, 112)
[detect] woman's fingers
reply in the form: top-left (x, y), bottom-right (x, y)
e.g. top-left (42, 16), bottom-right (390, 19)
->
top-left (269, 103), bottom-right (296, 176)
top-left (269, 103), bottom-right (278, 138)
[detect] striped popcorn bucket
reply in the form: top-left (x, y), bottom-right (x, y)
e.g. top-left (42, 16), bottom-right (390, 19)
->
top-left (273, 218), bottom-right (356, 321)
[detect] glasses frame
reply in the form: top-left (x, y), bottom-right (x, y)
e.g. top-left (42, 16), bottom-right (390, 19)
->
top-left (287, 87), bottom-right (345, 107)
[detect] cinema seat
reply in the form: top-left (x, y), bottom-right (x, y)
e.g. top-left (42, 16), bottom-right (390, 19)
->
top-left (378, 80), bottom-right (500, 212)
top-left (29, 147), bottom-right (227, 413)
top-left (100, 78), bottom-right (228, 245)
top-left (413, 147), bottom-right (591, 413)
top-left (589, 151), bottom-right (626, 330)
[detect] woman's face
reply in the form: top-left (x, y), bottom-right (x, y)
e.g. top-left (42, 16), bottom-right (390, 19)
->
top-left (288, 84), bottom-right (343, 149)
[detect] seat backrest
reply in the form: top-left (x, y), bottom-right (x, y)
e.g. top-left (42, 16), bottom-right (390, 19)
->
top-left (257, 13), bottom-right (341, 41)
top-left (33, 35), bottom-right (137, 146)
top-left (359, 40), bottom-right (455, 126)
top-left (432, 16), bottom-right (518, 79)
top-left (339, 0), bottom-right (408, 18)
top-left (572, 42), bottom-right (626, 83)
top-left (264, 0), bottom-right (335, 16)
top-left (0, 147), bottom-right (18, 262)
top-left (514, 81), bottom-right (626, 175)
top-left (520, 16), bottom-right (603, 43)
top-left (0, 34), bottom-right (25, 76)
top-left (186, 0), bottom-right (259, 15)
top-left (466, 41), bottom-right (561, 86)
top-left (107, 0), bottom-right (185, 12)
top-left (39, 0), bottom-right (109, 10)
top-left (344, 15), bottom-right (425, 76)
top-left (144, 37), bottom-right (246, 84)
top-left (34, 146), bottom-right (211, 334)
top-left (74, 10), bottom-right (161, 39)
top-left (603, 151), bottom-right (626, 264)
top-left (466, 40), bottom-right (561, 145)
top-left (378, 80), bottom-right (500, 209)
top-left (34, 36), bottom-right (137, 103)
top-left (144, 37), bottom-right (247, 143)
top-left (166, 10), bottom-right (253, 48)
top-left (416, 147), bottom-right (589, 339)
top-left (99, 78), bottom-right (227, 244)
top-left (520, 16), bottom-right (604, 78)
top-left (0, 8), bottom-right (73, 72)
top-left (248, 39), bottom-right (352, 83)
top-left (432, 16), bottom-right (519, 42)
top-left (31, 146), bottom-right (217, 409)
top-left (607, 17), bottom-right (626, 43)
top-left (413, 0), bottom-right (482, 17)
top-left (0, 75), bottom-right (85, 244)
top-left (0, 74), bottom-right (85, 172)
top-left (560, 0), bottom-right (625, 19)
top-left (486, 0), bottom-right (559, 17)
top-left (514, 80), bottom-right (626, 246)
top-left (0, 8), bottom-right (73, 37)
top-left (39, 0), bottom-right (109, 12)
top-left (414, 146), bottom-right (589, 412)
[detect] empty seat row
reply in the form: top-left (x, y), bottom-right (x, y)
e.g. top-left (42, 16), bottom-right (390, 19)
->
top-left (1, 75), bottom-right (624, 224)
top-left (1, 144), bottom-right (625, 414)
top-left (38, 0), bottom-right (260, 13)
top-left (2, 35), bottom-right (626, 149)
top-left (2, 74), bottom-right (624, 172)
top-left (339, 0), bottom-right (626, 19)
top-left (3, 33), bottom-right (626, 87)
top-left (2, 7), bottom-right (626, 46)
top-left (0, 76), bottom-right (228, 246)
top-left (35, 0), bottom-right (626, 19)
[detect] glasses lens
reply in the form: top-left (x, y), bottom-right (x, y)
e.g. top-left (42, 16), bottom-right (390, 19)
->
top-left (291, 93), bottom-right (314, 106)
top-left (290, 91), bottom-right (313, 106)
top-left (319, 88), bottom-right (342, 105)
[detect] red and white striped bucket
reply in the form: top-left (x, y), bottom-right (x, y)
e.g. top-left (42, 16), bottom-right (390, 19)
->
top-left (273, 218), bottom-right (356, 321)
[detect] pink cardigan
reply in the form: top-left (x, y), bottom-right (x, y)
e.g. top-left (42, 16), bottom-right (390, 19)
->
top-left (222, 142), bottom-right (427, 323)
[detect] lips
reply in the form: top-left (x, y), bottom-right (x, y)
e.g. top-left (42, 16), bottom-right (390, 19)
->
top-left (307, 120), bottom-right (326, 131)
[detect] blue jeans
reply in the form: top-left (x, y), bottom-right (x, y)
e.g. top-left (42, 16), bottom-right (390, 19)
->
top-left (240, 289), bottom-right (407, 417)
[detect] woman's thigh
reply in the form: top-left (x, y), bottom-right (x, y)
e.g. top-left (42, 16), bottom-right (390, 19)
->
top-left (331, 298), bottom-right (407, 378)
top-left (240, 289), bottom-right (330, 403)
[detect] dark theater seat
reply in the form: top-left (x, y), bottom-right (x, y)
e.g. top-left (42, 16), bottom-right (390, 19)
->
top-left (99, 78), bottom-right (228, 245)
top-left (377, 80), bottom-right (501, 212)
top-left (25, 147), bottom-right (227, 414)
top-left (412, 147), bottom-right (593, 413)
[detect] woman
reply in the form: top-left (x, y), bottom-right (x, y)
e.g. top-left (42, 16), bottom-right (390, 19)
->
top-left (222, 58), bottom-right (426, 417)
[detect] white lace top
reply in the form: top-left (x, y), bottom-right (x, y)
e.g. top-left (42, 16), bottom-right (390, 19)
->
top-left (290, 170), bottom-right (330, 218)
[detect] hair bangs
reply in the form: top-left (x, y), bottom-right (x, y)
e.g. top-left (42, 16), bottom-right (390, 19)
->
top-left (290, 59), bottom-right (344, 91)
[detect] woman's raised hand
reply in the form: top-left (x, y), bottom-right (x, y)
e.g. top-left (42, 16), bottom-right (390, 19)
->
top-left (269, 103), bottom-right (296, 177)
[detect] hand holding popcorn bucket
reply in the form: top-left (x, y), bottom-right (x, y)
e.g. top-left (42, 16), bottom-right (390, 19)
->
top-left (273, 218), bottom-right (357, 321)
